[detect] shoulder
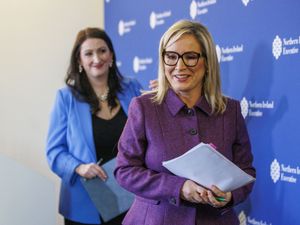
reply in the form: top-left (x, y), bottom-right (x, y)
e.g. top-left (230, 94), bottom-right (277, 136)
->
top-left (223, 96), bottom-right (242, 116)
top-left (132, 93), bottom-right (158, 113)
top-left (136, 92), bottom-right (155, 104)
top-left (127, 93), bottom-right (157, 122)
top-left (53, 86), bottom-right (77, 107)
top-left (57, 86), bottom-right (72, 96)
top-left (129, 93), bottom-right (155, 109)
top-left (225, 96), bottom-right (240, 107)
top-left (121, 76), bottom-right (142, 89)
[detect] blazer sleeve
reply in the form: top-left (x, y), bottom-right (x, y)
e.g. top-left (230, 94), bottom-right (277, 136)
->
top-left (115, 97), bottom-right (186, 206)
top-left (230, 101), bottom-right (256, 206)
top-left (45, 89), bottom-right (82, 185)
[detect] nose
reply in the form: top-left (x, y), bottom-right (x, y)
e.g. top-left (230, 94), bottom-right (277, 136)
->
top-left (93, 53), bottom-right (101, 63)
top-left (175, 56), bottom-right (187, 69)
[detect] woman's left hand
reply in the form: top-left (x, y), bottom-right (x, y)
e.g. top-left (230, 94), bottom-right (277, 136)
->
top-left (206, 185), bottom-right (232, 208)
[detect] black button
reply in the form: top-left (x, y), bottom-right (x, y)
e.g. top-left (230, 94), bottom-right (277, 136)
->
top-left (186, 109), bottom-right (194, 116)
top-left (189, 128), bottom-right (198, 135)
top-left (183, 106), bottom-right (194, 116)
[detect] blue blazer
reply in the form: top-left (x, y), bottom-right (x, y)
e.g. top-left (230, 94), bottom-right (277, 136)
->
top-left (46, 77), bottom-right (142, 224)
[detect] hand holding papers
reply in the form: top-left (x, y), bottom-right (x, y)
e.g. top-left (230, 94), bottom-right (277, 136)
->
top-left (162, 142), bottom-right (255, 192)
top-left (80, 158), bottom-right (134, 222)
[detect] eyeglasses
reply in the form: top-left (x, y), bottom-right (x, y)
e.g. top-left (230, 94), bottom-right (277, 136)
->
top-left (162, 51), bottom-right (204, 67)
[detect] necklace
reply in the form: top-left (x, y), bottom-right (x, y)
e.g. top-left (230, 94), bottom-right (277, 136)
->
top-left (96, 87), bottom-right (110, 102)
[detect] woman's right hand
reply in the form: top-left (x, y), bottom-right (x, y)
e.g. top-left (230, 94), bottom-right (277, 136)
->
top-left (75, 163), bottom-right (107, 181)
top-left (148, 79), bottom-right (158, 90)
top-left (180, 180), bottom-right (209, 204)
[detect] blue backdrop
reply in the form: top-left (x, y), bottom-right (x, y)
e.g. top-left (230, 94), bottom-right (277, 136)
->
top-left (105, 1), bottom-right (300, 224)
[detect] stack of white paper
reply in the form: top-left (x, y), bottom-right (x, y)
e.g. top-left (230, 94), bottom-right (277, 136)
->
top-left (162, 142), bottom-right (255, 192)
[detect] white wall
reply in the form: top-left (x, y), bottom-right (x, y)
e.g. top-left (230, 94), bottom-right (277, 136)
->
top-left (0, 154), bottom-right (56, 225)
top-left (0, 0), bottom-right (103, 224)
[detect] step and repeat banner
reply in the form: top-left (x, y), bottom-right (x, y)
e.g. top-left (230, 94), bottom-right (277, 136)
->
top-left (105, 1), bottom-right (300, 224)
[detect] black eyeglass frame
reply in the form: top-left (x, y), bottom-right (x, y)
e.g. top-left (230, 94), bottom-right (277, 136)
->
top-left (162, 50), bottom-right (205, 67)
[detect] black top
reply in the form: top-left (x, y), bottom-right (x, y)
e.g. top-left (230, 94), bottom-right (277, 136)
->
top-left (92, 107), bottom-right (127, 164)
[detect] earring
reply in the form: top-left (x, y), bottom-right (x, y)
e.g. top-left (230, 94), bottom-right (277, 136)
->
top-left (79, 65), bottom-right (83, 73)
top-left (109, 61), bottom-right (113, 68)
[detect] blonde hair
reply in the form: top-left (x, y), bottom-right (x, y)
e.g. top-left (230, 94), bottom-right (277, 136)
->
top-left (146, 20), bottom-right (226, 114)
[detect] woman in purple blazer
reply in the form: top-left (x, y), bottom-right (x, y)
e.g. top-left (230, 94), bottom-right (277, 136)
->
top-left (115, 20), bottom-right (256, 225)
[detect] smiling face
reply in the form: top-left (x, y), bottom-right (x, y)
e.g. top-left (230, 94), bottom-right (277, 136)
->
top-left (79, 38), bottom-right (113, 82)
top-left (163, 34), bottom-right (206, 99)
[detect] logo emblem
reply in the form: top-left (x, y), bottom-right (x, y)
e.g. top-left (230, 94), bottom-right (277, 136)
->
top-left (270, 159), bottom-right (280, 183)
top-left (133, 57), bottom-right (140, 73)
top-left (215, 45), bottom-right (221, 63)
top-left (149, 11), bottom-right (171, 29)
top-left (238, 211), bottom-right (247, 225)
top-left (240, 97), bottom-right (249, 119)
top-left (272, 35), bottom-right (282, 60)
top-left (132, 56), bottom-right (153, 73)
top-left (190, 0), bottom-right (197, 19)
top-left (118, 20), bottom-right (136, 36)
top-left (150, 12), bottom-right (156, 29)
top-left (118, 20), bottom-right (125, 36)
top-left (242, 0), bottom-right (250, 6)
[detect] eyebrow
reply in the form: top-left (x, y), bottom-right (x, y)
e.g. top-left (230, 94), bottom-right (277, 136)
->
top-left (82, 46), bottom-right (108, 52)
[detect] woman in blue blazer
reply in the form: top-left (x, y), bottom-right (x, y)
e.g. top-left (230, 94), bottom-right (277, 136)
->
top-left (46, 28), bottom-right (142, 225)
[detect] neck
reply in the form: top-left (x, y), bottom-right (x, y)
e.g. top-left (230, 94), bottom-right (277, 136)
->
top-left (89, 75), bottom-right (109, 95)
top-left (89, 76), bottom-right (110, 102)
top-left (177, 89), bottom-right (202, 108)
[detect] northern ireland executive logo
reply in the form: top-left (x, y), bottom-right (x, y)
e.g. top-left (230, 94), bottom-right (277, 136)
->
top-left (118, 20), bottom-right (136, 36)
top-left (133, 56), bottom-right (153, 73)
top-left (239, 210), bottom-right (273, 225)
top-left (240, 97), bottom-right (274, 118)
top-left (270, 158), bottom-right (300, 184)
top-left (272, 34), bottom-right (300, 60)
top-left (190, 0), bottom-right (217, 19)
top-left (149, 10), bottom-right (171, 29)
top-left (215, 44), bottom-right (244, 63)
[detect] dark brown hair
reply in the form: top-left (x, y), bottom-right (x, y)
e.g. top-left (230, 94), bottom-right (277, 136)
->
top-left (65, 27), bottom-right (123, 113)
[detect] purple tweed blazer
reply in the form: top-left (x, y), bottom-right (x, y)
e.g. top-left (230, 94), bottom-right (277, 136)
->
top-left (115, 89), bottom-right (256, 225)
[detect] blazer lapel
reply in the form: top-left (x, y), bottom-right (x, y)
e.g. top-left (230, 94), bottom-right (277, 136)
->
top-left (117, 92), bottom-right (127, 115)
top-left (74, 100), bottom-right (96, 161)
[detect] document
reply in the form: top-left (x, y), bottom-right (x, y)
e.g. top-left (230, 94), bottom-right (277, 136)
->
top-left (162, 142), bottom-right (255, 192)
top-left (80, 158), bottom-right (134, 222)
